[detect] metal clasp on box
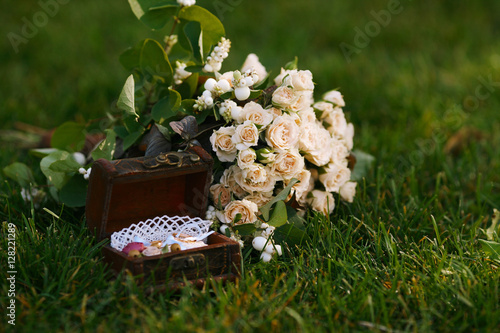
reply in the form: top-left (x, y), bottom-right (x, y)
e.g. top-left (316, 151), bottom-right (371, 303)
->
top-left (144, 151), bottom-right (200, 169)
top-left (170, 254), bottom-right (206, 270)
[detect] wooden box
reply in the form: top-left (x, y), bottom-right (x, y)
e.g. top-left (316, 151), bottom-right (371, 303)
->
top-left (85, 146), bottom-right (242, 290)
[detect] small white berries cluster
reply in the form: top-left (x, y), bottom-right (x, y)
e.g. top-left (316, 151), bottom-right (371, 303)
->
top-left (177, 0), bottom-right (195, 7)
top-left (174, 61), bottom-right (192, 85)
top-left (203, 37), bottom-right (231, 73)
top-left (79, 167), bottom-right (92, 180)
top-left (252, 223), bottom-right (282, 262)
top-left (219, 99), bottom-right (242, 123)
top-left (193, 91), bottom-right (214, 111)
top-left (205, 205), bottom-right (216, 220)
top-left (232, 69), bottom-right (259, 101)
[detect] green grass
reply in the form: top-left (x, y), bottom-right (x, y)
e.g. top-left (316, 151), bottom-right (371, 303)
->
top-left (1, 0), bottom-right (500, 332)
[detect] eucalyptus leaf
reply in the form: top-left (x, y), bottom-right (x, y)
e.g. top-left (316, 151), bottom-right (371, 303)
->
top-left (3, 162), bottom-right (35, 188)
top-left (140, 39), bottom-right (173, 85)
top-left (50, 121), bottom-right (86, 152)
top-left (40, 150), bottom-right (72, 190)
top-left (248, 90), bottom-right (262, 100)
top-left (49, 157), bottom-right (82, 173)
top-left (123, 130), bottom-right (144, 151)
top-left (176, 72), bottom-right (199, 99)
top-left (117, 75), bottom-right (138, 118)
top-left (232, 223), bottom-right (256, 236)
top-left (183, 21), bottom-right (203, 63)
top-left (91, 129), bottom-right (117, 161)
top-left (29, 148), bottom-right (58, 158)
top-left (273, 223), bottom-right (310, 246)
top-left (351, 150), bottom-right (375, 181)
top-left (260, 179), bottom-right (299, 221)
top-left (286, 205), bottom-right (305, 229)
top-left (183, 65), bottom-right (204, 73)
top-left (59, 175), bottom-right (88, 207)
top-left (267, 200), bottom-right (288, 228)
top-left (128, 0), bottom-right (178, 30)
top-left (152, 89), bottom-right (181, 122)
top-left (178, 5), bottom-right (225, 57)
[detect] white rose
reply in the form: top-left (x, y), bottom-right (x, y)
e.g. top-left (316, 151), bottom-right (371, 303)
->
top-left (241, 53), bottom-right (267, 84)
top-left (324, 108), bottom-right (347, 138)
top-left (282, 70), bottom-right (314, 91)
top-left (319, 163), bottom-right (351, 193)
top-left (330, 138), bottom-right (349, 165)
top-left (323, 90), bottom-right (345, 107)
top-left (220, 165), bottom-right (247, 199)
top-left (298, 107), bottom-right (317, 123)
top-left (265, 115), bottom-right (300, 151)
top-left (299, 123), bottom-right (331, 167)
top-left (224, 199), bottom-right (258, 225)
top-left (210, 126), bottom-right (237, 162)
top-left (272, 85), bottom-right (298, 109)
top-left (271, 149), bottom-right (305, 180)
top-left (285, 168), bottom-right (311, 203)
top-left (235, 164), bottom-right (277, 194)
top-left (297, 171), bottom-right (315, 207)
top-left (339, 181), bottom-right (357, 203)
top-left (274, 68), bottom-right (294, 86)
top-left (210, 183), bottom-right (232, 208)
top-left (244, 192), bottom-right (273, 208)
top-left (343, 123), bottom-right (355, 150)
top-left (242, 101), bottom-right (273, 129)
top-left (307, 190), bottom-right (335, 215)
top-left (232, 120), bottom-right (259, 150)
top-left (268, 107), bottom-right (283, 119)
top-left (313, 101), bottom-right (334, 118)
top-left (237, 148), bottom-right (257, 169)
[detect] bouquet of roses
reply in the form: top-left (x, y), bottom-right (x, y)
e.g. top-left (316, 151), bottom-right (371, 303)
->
top-left (4, 0), bottom-right (364, 262)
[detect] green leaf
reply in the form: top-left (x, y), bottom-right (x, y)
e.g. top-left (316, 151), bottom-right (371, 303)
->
top-left (183, 21), bottom-right (203, 63)
top-left (260, 179), bottom-right (299, 221)
top-left (267, 200), bottom-right (288, 228)
top-left (178, 5), bottom-right (225, 58)
top-left (232, 223), bottom-right (256, 236)
top-left (117, 75), bottom-right (138, 118)
top-left (128, 0), bottom-right (178, 30)
top-left (253, 73), bottom-right (271, 90)
top-left (114, 125), bottom-right (129, 139)
top-left (479, 239), bottom-right (500, 260)
top-left (123, 115), bottom-right (143, 134)
top-left (40, 150), bottom-right (72, 190)
top-left (91, 129), bottom-right (116, 161)
top-left (50, 121), bottom-right (86, 152)
top-left (351, 150), bottom-right (375, 181)
top-left (3, 162), bottom-right (35, 188)
top-left (49, 157), bottom-right (81, 173)
top-left (184, 65), bottom-right (204, 73)
top-left (155, 124), bottom-right (171, 140)
top-left (123, 131), bottom-right (144, 151)
top-left (59, 175), bottom-right (88, 207)
top-left (273, 223), bottom-right (310, 246)
top-left (284, 56), bottom-right (298, 70)
top-left (248, 90), bottom-right (262, 100)
top-left (120, 41), bottom-right (143, 71)
top-left (140, 39), bottom-right (173, 85)
top-left (219, 91), bottom-right (235, 100)
top-left (286, 205), bottom-right (305, 229)
top-left (29, 148), bottom-right (58, 158)
top-left (176, 72), bottom-right (199, 99)
top-left (152, 89), bottom-right (181, 122)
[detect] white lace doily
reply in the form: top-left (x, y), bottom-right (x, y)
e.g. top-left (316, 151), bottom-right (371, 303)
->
top-left (110, 215), bottom-right (213, 251)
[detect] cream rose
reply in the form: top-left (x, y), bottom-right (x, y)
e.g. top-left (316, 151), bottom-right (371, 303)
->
top-left (272, 85), bottom-right (298, 109)
top-left (330, 138), bottom-right (349, 165)
top-left (285, 168), bottom-right (311, 203)
top-left (298, 107), bottom-right (317, 123)
top-left (244, 192), bottom-right (273, 208)
top-left (323, 90), bottom-right (345, 107)
top-left (307, 190), bottom-right (335, 215)
top-left (274, 68), bottom-right (293, 86)
top-left (224, 199), bottom-right (259, 225)
top-left (324, 108), bottom-right (347, 138)
top-left (242, 102), bottom-right (273, 129)
top-left (282, 70), bottom-right (314, 91)
top-left (210, 183), bottom-right (232, 208)
top-left (234, 164), bottom-right (277, 194)
top-left (232, 120), bottom-right (259, 150)
top-left (220, 165), bottom-right (247, 199)
top-left (299, 122), bottom-right (332, 167)
top-left (237, 148), bottom-right (257, 169)
top-left (210, 126), bottom-right (237, 162)
top-left (268, 107), bottom-right (283, 119)
top-left (265, 115), bottom-right (300, 151)
top-left (319, 163), bottom-right (351, 193)
top-left (240, 53), bottom-right (267, 84)
top-left (342, 123), bottom-right (354, 150)
top-left (339, 181), bottom-right (356, 203)
top-left (271, 149), bottom-right (305, 180)
top-left (313, 101), bottom-right (334, 118)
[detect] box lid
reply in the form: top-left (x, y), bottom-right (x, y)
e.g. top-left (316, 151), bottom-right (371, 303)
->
top-left (85, 146), bottom-right (213, 241)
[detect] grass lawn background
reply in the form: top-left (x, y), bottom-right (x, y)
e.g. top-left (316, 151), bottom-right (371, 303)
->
top-left (1, 0), bottom-right (499, 331)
